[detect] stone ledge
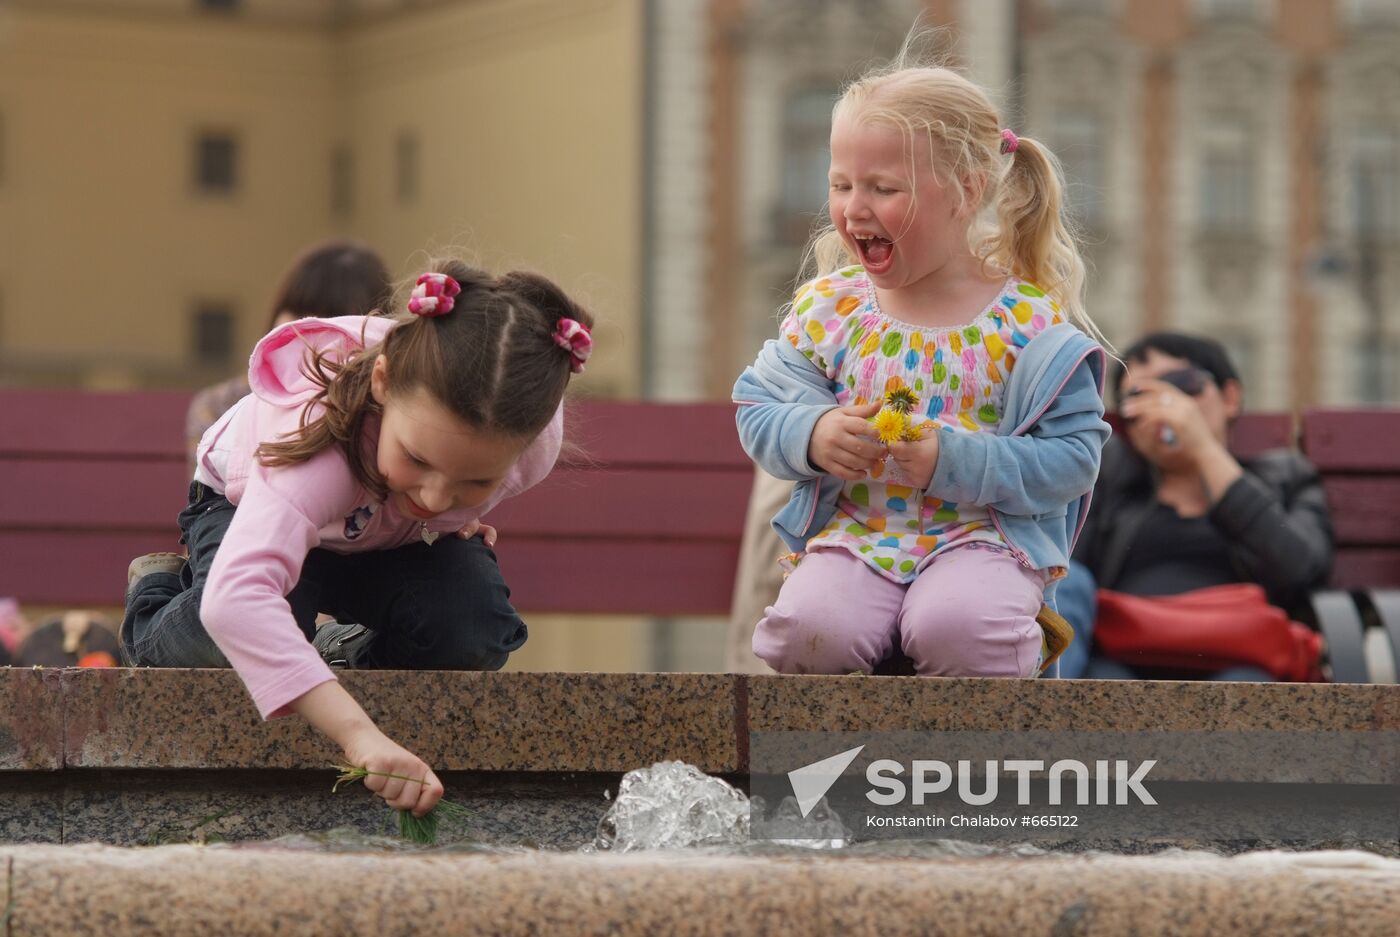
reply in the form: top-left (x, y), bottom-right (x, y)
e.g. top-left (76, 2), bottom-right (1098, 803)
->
top-left (2, 668), bottom-right (1398, 776)
top-left (747, 675), bottom-right (1400, 733)
top-left (2, 844), bottom-right (1398, 936)
top-left (0, 669), bottom-right (62, 770)
top-left (58, 669), bottom-right (741, 773)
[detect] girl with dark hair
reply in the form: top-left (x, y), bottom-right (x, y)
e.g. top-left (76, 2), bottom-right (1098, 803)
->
top-left (124, 260), bottom-right (595, 817)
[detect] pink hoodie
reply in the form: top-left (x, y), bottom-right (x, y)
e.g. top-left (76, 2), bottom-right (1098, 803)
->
top-left (193, 315), bottom-right (562, 719)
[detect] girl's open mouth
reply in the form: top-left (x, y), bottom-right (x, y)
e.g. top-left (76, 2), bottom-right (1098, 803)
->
top-left (854, 235), bottom-right (894, 275)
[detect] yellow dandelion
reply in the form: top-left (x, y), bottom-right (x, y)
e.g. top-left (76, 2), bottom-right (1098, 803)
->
top-left (884, 386), bottom-right (919, 414)
top-left (871, 408), bottom-right (909, 445)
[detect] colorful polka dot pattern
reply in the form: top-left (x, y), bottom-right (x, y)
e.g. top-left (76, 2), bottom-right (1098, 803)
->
top-left (779, 267), bottom-right (1063, 584)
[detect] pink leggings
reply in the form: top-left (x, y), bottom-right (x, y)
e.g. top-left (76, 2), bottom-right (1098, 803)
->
top-left (753, 546), bottom-right (1045, 677)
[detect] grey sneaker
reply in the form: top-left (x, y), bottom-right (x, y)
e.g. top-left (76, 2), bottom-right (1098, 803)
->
top-left (312, 621), bottom-right (376, 669)
top-left (126, 552), bottom-right (186, 596)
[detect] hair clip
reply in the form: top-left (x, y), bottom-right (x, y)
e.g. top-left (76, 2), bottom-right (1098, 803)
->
top-left (553, 318), bottom-right (593, 374)
top-left (407, 273), bottom-right (461, 317)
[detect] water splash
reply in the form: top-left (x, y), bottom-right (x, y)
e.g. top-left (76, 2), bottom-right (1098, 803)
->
top-left (750, 794), bottom-right (852, 849)
top-left (591, 761), bottom-right (751, 851)
top-left (590, 761), bottom-right (856, 852)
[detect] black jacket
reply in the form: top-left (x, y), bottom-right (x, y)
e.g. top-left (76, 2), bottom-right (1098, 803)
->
top-left (1072, 436), bottom-right (1334, 615)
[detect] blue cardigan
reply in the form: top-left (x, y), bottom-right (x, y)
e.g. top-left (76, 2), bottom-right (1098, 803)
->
top-left (732, 323), bottom-right (1109, 603)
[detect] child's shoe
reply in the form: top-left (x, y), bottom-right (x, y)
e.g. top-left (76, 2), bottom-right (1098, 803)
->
top-left (1036, 605), bottom-right (1074, 676)
top-left (126, 553), bottom-right (186, 597)
top-left (312, 620), bottom-right (376, 669)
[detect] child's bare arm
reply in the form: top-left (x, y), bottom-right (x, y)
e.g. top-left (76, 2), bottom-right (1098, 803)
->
top-left (291, 681), bottom-right (444, 816)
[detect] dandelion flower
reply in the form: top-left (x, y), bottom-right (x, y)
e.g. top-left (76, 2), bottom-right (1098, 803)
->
top-left (871, 408), bottom-right (909, 445)
top-left (884, 386), bottom-right (919, 414)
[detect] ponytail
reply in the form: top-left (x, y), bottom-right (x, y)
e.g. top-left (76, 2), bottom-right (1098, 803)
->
top-left (977, 136), bottom-right (1108, 347)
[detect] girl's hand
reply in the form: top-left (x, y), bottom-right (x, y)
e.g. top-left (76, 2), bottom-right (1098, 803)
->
top-left (887, 428), bottom-right (941, 489)
top-left (341, 726), bottom-right (445, 817)
top-left (809, 401), bottom-right (886, 481)
top-left (456, 519), bottom-right (498, 547)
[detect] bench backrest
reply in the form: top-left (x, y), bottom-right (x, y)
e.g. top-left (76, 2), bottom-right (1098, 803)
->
top-left (1, 391), bottom-right (1395, 611)
top-left (0, 392), bottom-right (754, 613)
top-left (1301, 409), bottom-right (1400, 589)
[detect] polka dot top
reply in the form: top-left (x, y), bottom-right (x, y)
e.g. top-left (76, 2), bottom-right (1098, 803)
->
top-left (779, 265), bottom-right (1065, 584)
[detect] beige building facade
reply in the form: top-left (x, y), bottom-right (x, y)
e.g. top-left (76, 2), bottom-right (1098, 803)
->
top-left (0, 0), bottom-right (642, 398)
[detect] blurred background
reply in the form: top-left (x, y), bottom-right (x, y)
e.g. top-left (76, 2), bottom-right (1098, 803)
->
top-left (1, 0), bottom-right (1397, 670)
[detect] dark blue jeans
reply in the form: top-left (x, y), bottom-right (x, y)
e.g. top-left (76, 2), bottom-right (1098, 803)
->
top-left (122, 482), bottom-right (528, 671)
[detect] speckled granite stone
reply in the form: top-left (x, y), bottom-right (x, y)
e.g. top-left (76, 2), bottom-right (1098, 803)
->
top-left (62, 669), bottom-right (739, 773)
top-left (0, 779), bottom-right (61, 844)
top-left (0, 669), bottom-right (63, 770)
top-left (747, 676), bottom-right (1399, 735)
top-left (56, 770), bottom-right (612, 849)
top-left (2, 844), bottom-right (1398, 936)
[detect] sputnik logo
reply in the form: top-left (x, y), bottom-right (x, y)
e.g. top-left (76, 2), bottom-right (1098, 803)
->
top-left (787, 745), bottom-right (865, 818)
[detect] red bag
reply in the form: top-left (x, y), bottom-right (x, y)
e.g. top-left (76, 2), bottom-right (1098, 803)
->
top-left (1094, 583), bottom-right (1324, 682)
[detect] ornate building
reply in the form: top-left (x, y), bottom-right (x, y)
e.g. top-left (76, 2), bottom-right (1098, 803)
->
top-left (649, 0), bottom-right (1400, 408)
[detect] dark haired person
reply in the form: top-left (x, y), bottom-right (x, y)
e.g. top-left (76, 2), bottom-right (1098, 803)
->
top-left (185, 240), bottom-right (393, 466)
top-left (1056, 332), bottom-right (1333, 680)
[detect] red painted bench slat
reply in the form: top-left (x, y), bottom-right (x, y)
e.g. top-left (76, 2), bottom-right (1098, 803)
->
top-left (0, 460), bottom-right (754, 540)
top-left (1330, 549), bottom-right (1400, 590)
top-left (0, 391), bottom-right (190, 459)
top-left (563, 401), bottom-right (749, 469)
top-left (497, 540), bottom-right (742, 615)
top-left (1301, 409), bottom-right (1400, 472)
top-left (1225, 414), bottom-right (1295, 457)
top-left (1321, 477), bottom-right (1400, 547)
top-left (488, 467), bottom-right (751, 538)
top-left (0, 531), bottom-right (184, 607)
top-left (0, 460), bottom-right (189, 529)
top-left (0, 530), bottom-right (743, 614)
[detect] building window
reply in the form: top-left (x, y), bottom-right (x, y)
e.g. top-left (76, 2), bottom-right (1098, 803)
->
top-left (1197, 0), bottom-right (1260, 20)
top-left (331, 144), bottom-right (354, 219)
top-left (1345, 0), bottom-right (1400, 26)
top-left (1046, 0), bottom-right (1111, 13)
top-left (1048, 108), bottom-right (1107, 229)
top-left (778, 86), bottom-right (837, 243)
top-left (191, 303), bottom-right (235, 368)
top-left (194, 132), bottom-right (239, 194)
top-left (1353, 334), bottom-right (1399, 404)
top-left (1353, 126), bottom-right (1399, 241)
top-left (395, 130), bottom-right (419, 204)
top-left (1199, 115), bottom-right (1254, 233)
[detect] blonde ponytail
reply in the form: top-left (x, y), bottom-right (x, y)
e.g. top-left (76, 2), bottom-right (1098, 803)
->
top-left (975, 136), bottom-right (1108, 347)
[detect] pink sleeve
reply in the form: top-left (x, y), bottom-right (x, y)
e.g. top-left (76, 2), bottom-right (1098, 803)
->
top-left (200, 448), bottom-right (357, 720)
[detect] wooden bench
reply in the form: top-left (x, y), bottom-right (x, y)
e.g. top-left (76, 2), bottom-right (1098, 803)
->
top-left (0, 391), bottom-right (754, 617)
top-left (1, 390), bottom-right (1397, 679)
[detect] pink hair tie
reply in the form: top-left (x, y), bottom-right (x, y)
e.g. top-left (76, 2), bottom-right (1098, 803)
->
top-left (407, 272), bottom-right (461, 317)
top-left (553, 318), bottom-right (593, 374)
top-left (999, 128), bottom-right (1020, 155)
